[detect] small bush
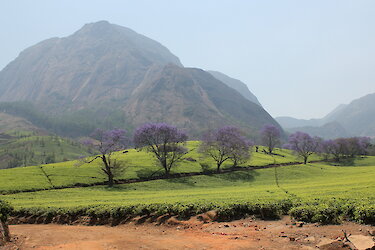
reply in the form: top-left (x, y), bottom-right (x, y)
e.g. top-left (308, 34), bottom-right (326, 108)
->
top-left (0, 200), bottom-right (13, 222)
top-left (290, 204), bottom-right (343, 224)
top-left (353, 204), bottom-right (375, 225)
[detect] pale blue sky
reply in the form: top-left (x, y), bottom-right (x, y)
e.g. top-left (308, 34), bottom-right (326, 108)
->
top-left (1, 0), bottom-right (374, 119)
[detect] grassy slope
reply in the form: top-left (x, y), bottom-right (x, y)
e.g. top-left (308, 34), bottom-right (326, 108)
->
top-left (0, 132), bottom-right (92, 169)
top-left (0, 142), bottom-right (308, 193)
top-left (0, 113), bottom-right (93, 169)
top-left (3, 159), bottom-right (374, 209)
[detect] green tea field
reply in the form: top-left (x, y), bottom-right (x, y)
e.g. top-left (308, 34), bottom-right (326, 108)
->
top-left (1, 143), bottom-right (374, 225)
top-left (0, 142), bottom-right (305, 194)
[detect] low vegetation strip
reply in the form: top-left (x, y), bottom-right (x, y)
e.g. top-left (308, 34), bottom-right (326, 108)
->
top-left (3, 160), bottom-right (375, 225)
top-left (0, 143), bottom-right (310, 194)
top-left (0, 160), bottom-right (306, 195)
top-left (7, 198), bottom-right (375, 226)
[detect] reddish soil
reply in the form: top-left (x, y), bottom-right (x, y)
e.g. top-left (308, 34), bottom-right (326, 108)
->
top-left (1, 216), bottom-right (374, 250)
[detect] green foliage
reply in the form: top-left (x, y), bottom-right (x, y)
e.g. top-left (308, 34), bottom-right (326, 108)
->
top-left (290, 198), bottom-right (375, 224)
top-left (0, 200), bottom-right (13, 221)
top-left (1, 143), bottom-right (374, 225)
top-left (290, 204), bottom-right (342, 224)
top-left (0, 102), bottom-right (132, 137)
top-left (0, 142), bottom-right (301, 193)
top-left (353, 203), bottom-right (375, 224)
top-left (0, 132), bottom-right (93, 169)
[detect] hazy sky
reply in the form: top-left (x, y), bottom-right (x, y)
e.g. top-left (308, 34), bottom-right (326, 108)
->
top-left (1, 0), bottom-right (375, 119)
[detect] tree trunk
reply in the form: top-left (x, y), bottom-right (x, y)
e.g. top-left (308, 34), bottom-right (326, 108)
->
top-left (217, 162), bottom-right (221, 173)
top-left (107, 171), bottom-right (114, 187)
top-left (304, 156), bottom-right (308, 164)
top-left (162, 157), bottom-right (169, 177)
top-left (101, 155), bottom-right (114, 187)
top-left (0, 219), bottom-right (10, 242)
top-left (232, 160), bottom-right (237, 169)
top-left (165, 168), bottom-right (170, 177)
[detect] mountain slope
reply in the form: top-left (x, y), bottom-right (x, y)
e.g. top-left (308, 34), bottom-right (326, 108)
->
top-left (275, 116), bottom-right (323, 129)
top-left (124, 64), bottom-right (278, 136)
top-left (277, 93), bottom-right (375, 137)
top-left (207, 70), bottom-right (262, 106)
top-left (286, 122), bottom-right (350, 139)
top-left (0, 21), bottom-right (281, 138)
top-left (0, 21), bottom-right (182, 108)
top-left (324, 93), bottom-right (375, 136)
top-left (0, 113), bottom-right (93, 169)
top-left (322, 104), bottom-right (348, 121)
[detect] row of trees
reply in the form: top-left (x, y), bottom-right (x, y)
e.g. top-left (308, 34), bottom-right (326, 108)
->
top-left (83, 124), bottom-right (190, 186)
top-left (83, 124), bottom-right (252, 186)
top-left (260, 125), bottom-right (371, 164)
top-left (83, 123), bottom-right (372, 187)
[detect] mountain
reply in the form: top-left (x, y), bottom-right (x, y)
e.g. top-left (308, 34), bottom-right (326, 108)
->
top-left (286, 122), bottom-right (350, 139)
top-left (0, 21), bottom-right (280, 138)
top-left (277, 93), bottom-right (375, 138)
top-left (324, 93), bottom-right (375, 136)
top-left (124, 64), bottom-right (276, 136)
top-left (275, 116), bottom-right (323, 129)
top-left (322, 104), bottom-right (348, 121)
top-left (0, 20), bottom-right (182, 109)
top-left (207, 70), bottom-right (262, 106)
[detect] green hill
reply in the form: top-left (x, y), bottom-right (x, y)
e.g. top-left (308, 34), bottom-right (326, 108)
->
top-left (1, 142), bottom-right (373, 224)
top-left (0, 142), bottom-right (301, 194)
top-left (2, 157), bottom-right (374, 224)
top-left (0, 113), bottom-right (94, 169)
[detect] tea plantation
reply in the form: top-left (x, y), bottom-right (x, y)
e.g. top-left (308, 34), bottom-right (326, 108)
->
top-left (0, 142), bottom-right (374, 224)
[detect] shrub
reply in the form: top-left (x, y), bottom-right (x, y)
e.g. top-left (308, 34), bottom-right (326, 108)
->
top-left (353, 204), bottom-right (375, 225)
top-left (0, 200), bottom-right (12, 222)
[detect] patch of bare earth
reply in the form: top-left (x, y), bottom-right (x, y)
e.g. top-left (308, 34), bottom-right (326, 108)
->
top-left (1, 216), bottom-right (374, 250)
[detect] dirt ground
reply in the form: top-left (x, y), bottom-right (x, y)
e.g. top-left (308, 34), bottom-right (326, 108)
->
top-left (1, 216), bottom-right (374, 250)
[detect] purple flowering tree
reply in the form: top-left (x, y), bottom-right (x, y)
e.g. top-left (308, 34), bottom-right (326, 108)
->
top-left (200, 126), bottom-right (252, 172)
top-left (133, 123), bottom-right (188, 176)
top-left (346, 137), bottom-right (371, 157)
top-left (321, 137), bottom-right (371, 162)
top-left (284, 131), bottom-right (320, 164)
top-left (318, 139), bottom-right (335, 160)
top-left (83, 128), bottom-right (128, 187)
top-left (260, 124), bottom-right (281, 154)
top-left (331, 138), bottom-right (350, 161)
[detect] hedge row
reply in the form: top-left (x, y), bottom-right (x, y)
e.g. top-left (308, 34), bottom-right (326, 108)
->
top-left (9, 198), bottom-right (374, 225)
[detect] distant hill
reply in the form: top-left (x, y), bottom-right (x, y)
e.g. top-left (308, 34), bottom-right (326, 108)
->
top-left (324, 93), bottom-right (375, 136)
top-left (322, 104), bottom-right (348, 121)
top-left (286, 122), bottom-right (350, 139)
top-left (0, 113), bottom-right (93, 169)
top-left (0, 21), bottom-right (280, 138)
top-left (277, 93), bottom-right (375, 138)
top-left (207, 70), bottom-right (262, 106)
top-left (0, 112), bottom-right (45, 134)
top-left (275, 116), bottom-right (323, 129)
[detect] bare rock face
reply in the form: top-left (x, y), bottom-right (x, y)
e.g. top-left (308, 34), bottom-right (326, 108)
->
top-left (0, 21), bottom-right (182, 107)
top-left (124, 64), bottom-right (279, 136)
top-left (0, 21), bottom-right (280, 137)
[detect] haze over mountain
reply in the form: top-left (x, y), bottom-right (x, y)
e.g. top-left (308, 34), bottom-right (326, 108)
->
top-left (0, 21), bottom-right (182, 107)
top-left (207, 71), bottom-right (262, 106)
top-left (0, 21), bottom-right (279, 138)
top-left (276, 93), bottom-right (375, 138)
